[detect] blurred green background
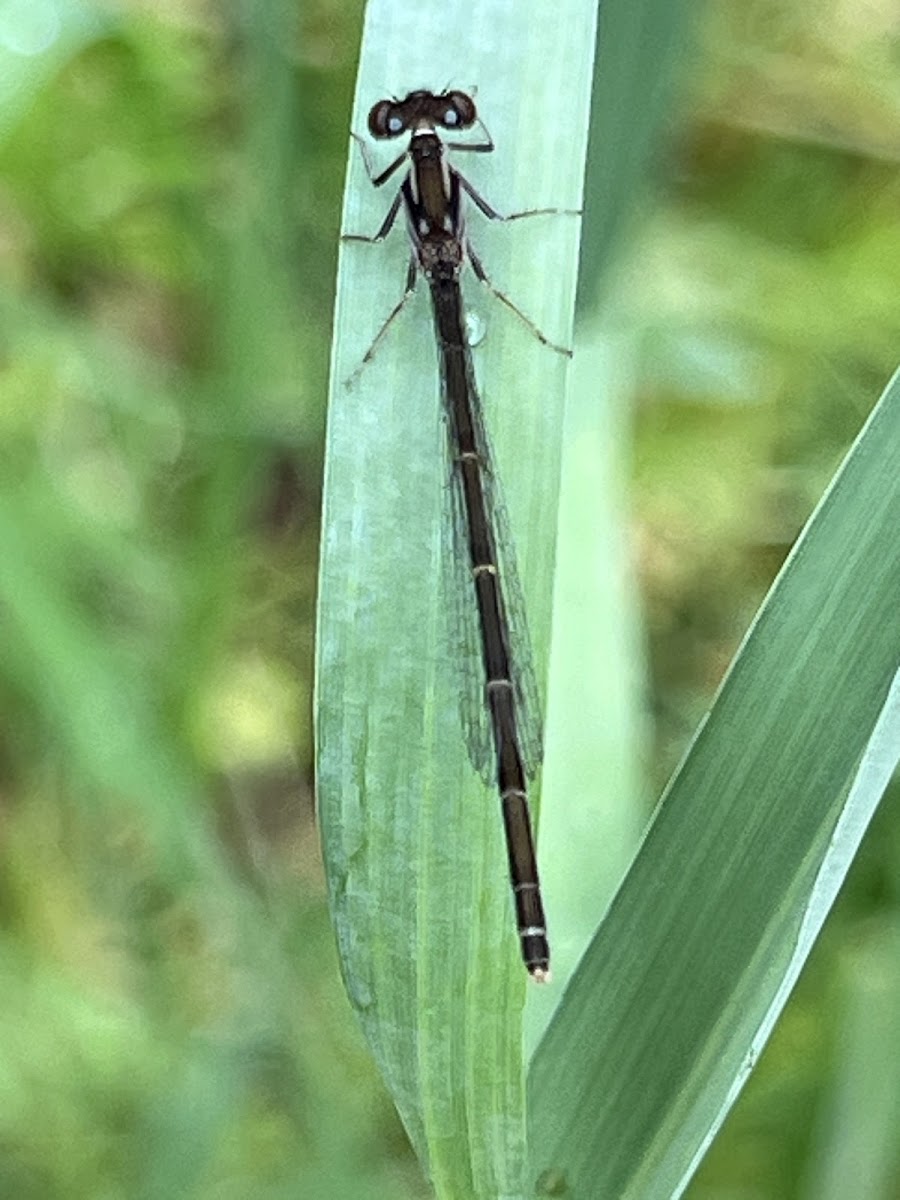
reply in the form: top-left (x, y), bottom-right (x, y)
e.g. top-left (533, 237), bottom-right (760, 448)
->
top-left (0, 1), bottom-right (897, 1198)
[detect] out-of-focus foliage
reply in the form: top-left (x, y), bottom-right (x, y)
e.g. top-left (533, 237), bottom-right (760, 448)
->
top-left (628, 2), bottom-right (900, 782)
top-left (613, 4), bottom-right (900, 1198)
top-left (0, 0), bottom-right (897, 1197)
top-left (0, 3), bottom-right (428, 1198)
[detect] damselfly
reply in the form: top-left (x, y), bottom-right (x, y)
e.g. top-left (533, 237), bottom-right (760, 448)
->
top-left (345, 89), bottom-right (573, 981)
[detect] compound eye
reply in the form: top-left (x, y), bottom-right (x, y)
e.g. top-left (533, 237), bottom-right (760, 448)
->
top-left (443, 91), bottom-right (477, 129)
top-left (368, 100), bottom-right (403, 139)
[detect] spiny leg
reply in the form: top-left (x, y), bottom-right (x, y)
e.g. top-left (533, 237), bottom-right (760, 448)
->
top-left (343, 256), bottom-right (418, 388)
top-left (349, 130), bottom-right (407, 189)
top-left (467, 243), bottom-right (572, 358)
top-left (458, 171), bottom-right (581, 223)
top-left (342, 186), bottom-right (404, 245)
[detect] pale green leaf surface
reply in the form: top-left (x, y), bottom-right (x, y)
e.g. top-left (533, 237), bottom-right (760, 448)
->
top-left (316, 2), bottom-right (597, 1197)
top-left (525, 327), bottom-right (649, 1055)
top-left (577, 0), bottom-right (694, 306)
top-left (526, 0), bottom-right (697, 1063)
top-left (529, 368), bottom-right (900, 1198)
top-left (802, 917), bottom-right (900, 1200)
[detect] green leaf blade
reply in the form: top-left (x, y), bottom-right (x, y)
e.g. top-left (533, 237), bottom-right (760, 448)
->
top-left (529, 368), bottom-right (900, 1198)
top-left (316, 2), bottom-right (597, 1196)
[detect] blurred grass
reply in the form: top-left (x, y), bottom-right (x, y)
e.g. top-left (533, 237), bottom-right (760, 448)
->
top-left (0, 0), bottom-right (898, 1198)
top-left (0, 3), bottom-right (430, 1198)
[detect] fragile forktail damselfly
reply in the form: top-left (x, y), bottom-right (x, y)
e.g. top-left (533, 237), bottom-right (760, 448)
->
top-left (345, 89), bottom-right (574, 981)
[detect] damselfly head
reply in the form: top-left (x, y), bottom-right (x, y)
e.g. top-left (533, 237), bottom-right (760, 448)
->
top-left (367, 90), bottom-right (478, 140)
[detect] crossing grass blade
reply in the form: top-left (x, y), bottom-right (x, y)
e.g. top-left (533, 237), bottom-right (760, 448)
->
top-left (528, 367), bottom-right (900, 1199)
